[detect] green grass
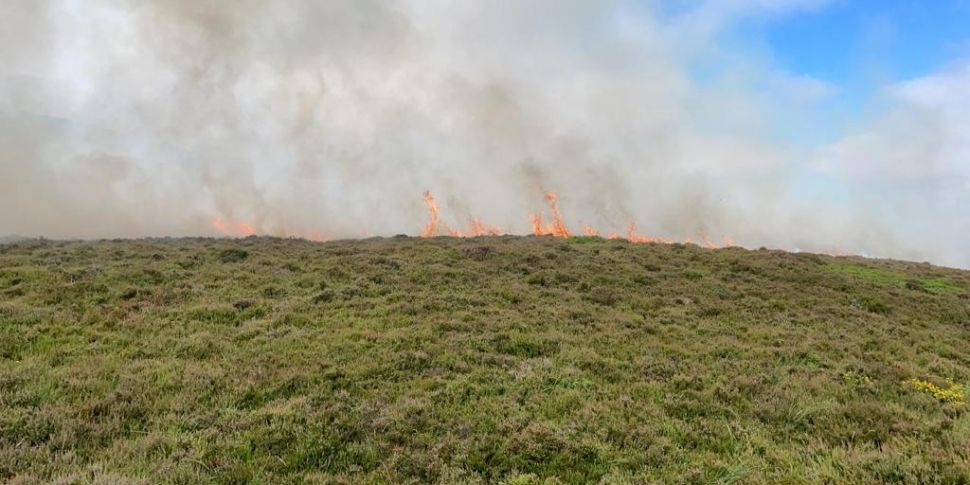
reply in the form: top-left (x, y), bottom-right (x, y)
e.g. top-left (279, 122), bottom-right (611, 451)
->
top-left (1, 236), bottom-right (969, 483)
top-left (920, 277), bottom-right (967, 295)
top-left (828, 262), bottom-right (967, 295)
top-left (827, 262), bottom-right (906, 285)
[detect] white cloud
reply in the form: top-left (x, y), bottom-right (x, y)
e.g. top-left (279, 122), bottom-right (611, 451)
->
top-left (814, 61), bottom-right (970, 266)
top-left (817, 62), bottom-right (970, 182)
top-left (668, 0), bottom-right (834, 38)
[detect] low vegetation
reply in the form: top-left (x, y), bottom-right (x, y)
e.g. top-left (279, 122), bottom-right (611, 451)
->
top-left (1, 236), bottom-right (968, 483)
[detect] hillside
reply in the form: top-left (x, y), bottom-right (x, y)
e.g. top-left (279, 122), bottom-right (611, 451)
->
top-left (0, 235), bottom-right (29, 246)
top-left (1, 236), bottom-right (968, 483)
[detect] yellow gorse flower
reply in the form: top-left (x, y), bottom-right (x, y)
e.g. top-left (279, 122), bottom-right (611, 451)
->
top-left (908, 378), bottom-right (966, 406)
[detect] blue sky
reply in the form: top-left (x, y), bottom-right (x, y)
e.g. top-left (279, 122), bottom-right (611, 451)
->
top-left (711, 0), bottom-right (970, 224)
top-left (645, 0), bottom-right (970, 148)
top-left (762, 0), bottom-right (970, 83)
top-left (731, 0), bottom-right (970, 123)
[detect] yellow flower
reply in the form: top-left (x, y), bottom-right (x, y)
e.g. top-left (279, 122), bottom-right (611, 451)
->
top-left (908, 378), bottom-right (966, 406)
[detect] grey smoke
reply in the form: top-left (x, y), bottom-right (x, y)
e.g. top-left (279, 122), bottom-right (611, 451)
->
top-left (1, 1), bottom-right (967, 267)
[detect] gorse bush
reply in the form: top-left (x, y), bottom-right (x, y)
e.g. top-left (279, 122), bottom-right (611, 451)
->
top-left (908, 378), bottom-right (967, 406)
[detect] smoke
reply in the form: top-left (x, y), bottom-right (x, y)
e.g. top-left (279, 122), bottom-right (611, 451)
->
top-left (0, 1), bottom-right (966, 267)
top-left (813, 62), bottom-right (970, 267)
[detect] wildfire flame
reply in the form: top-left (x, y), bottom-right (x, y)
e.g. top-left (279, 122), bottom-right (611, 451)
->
top-left (212, 189), bottom-right (736, 249)
top-left (470, 218), bottom-right (503, 236)
top-left (420, 190), bottom-right (440, 238)
top-left (420, 190), bottom-right (505, 237)
top-left (422, 190), bottom-right (735, 249)
top-left (212, 216), bottom-right (255, 238)
top-left (700, 232), bottom-right (716, 249)
top-left (626, 223), bottom-right (667, 244)
top-left (211, 216), bottom-right (328, 242)
top-left (531, 192), bottom-right (572, 237)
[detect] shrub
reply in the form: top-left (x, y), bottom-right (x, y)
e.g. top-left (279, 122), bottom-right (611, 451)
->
top-left (218, 248), bottom-right (249, 263)
top-left (584, 287), bottom-right (618, 306)
top-left (908, 378), bottom-right (966, 406)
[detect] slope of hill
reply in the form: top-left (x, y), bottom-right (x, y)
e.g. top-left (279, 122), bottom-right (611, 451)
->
top-left (1, 237), bottom-right (968, 483)
top-left (0, 235), bottom-right (29, 245)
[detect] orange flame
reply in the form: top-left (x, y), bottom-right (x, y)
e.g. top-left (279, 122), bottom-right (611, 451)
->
top-left (627, 223), bottom-right (667, 244)
top-left (212, 216), bottom-right (331, 242)
top-left (418, 191), bottom-right (737, 248)
top-left (421, 190), bottom-right (440, 237)
top-left (532, 192), bottom-right (572, 237)
top-left (213, 216), bottom-right (255, 238)
top-left (421, 191), bottom-right (505, 238)
top-left (546, 192), bottom-right (571, 237)
top-left (212, 189), bottom-right (741, 250)
top-left (470, 218), bottom-right (503, 236)
top-left (530, 213), bottom-right (544, 236)
top-left (700, 232), bottom-right (717, 249)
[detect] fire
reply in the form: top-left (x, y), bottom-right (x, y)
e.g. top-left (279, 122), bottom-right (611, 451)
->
top-left (420, 190), bottom-right (734, 249)
top-left (420, 190), bottom-right (440, 238)
top-left (212, 216), bottom-right (255, 238)
top-left (212, 216), bottom-right (328, 242)
top-left (420, 191), bottom-right (505, 237)
top-left (626, 224), bottom-right (649, 243)
top-left (531, 192), bottom-right (572, 237)
top-left (470, 218), bottom-right (503, 236)
top-left (215, 189), bottom-right (737, 250)
top-left (545, 192), bottom-right (571, 237)
top-left (627, 223), bottom-right (667, 244)
top-left (530, 214), bottom-right (543, 236)
top-left (700, 232), bottom-right (716, 249)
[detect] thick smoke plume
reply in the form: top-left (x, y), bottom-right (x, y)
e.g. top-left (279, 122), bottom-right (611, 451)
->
top-left (1, 1), bottom-right (967, 267)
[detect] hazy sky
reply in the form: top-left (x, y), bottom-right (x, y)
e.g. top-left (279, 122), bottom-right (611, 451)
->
top-left (1, 1), bottom-right (968, 267)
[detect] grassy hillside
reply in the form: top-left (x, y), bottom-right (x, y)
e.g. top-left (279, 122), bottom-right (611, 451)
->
top-left (1, 236), bottom-right (968, 483)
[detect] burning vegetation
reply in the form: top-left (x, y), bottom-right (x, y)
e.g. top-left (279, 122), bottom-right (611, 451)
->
top-left (213, 191), bottom-right (734, 248)
top-left (419, 191), bottom-right (505, 238)
top-left (415, 189), bottom-right (735, 248)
